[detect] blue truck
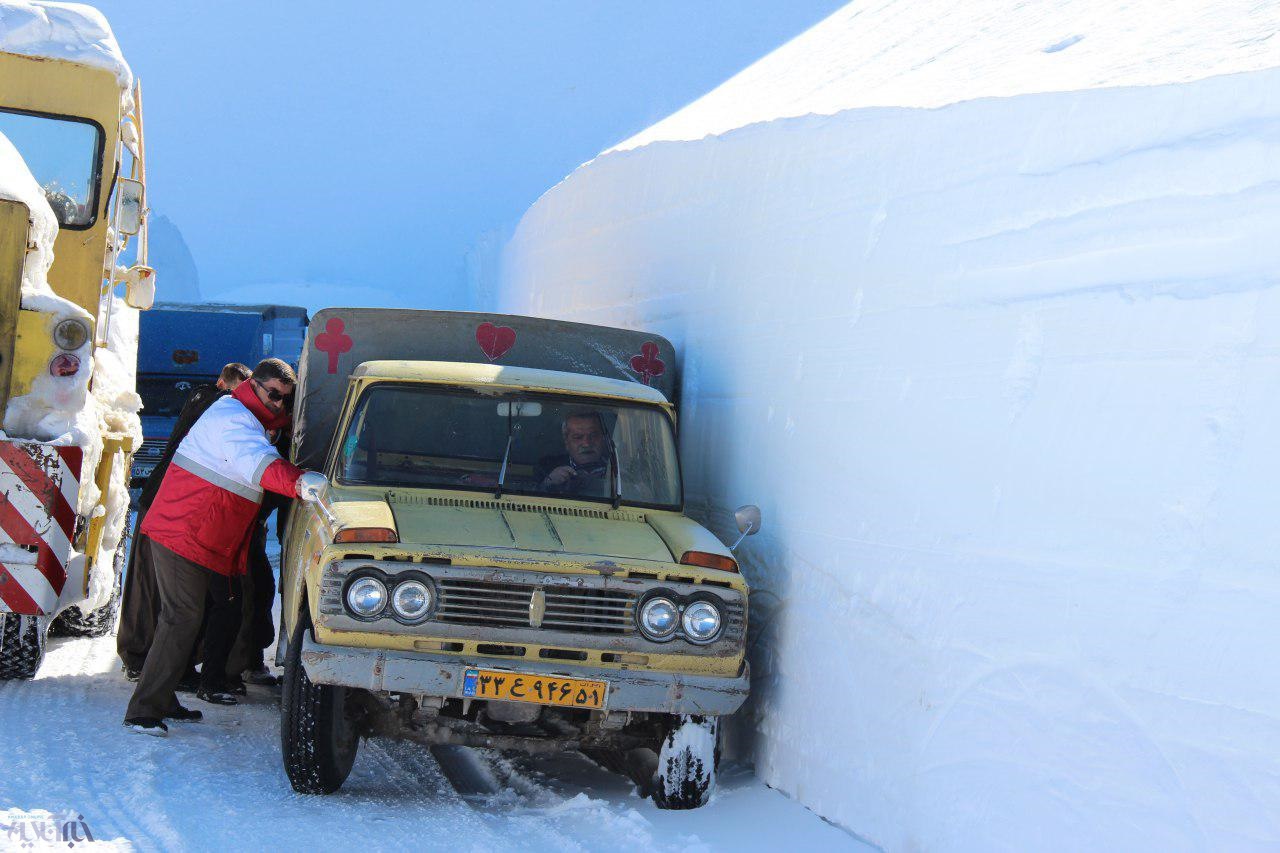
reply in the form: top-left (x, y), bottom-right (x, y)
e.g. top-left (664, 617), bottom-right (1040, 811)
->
top-left (132, 303), bottom-right (309, 486)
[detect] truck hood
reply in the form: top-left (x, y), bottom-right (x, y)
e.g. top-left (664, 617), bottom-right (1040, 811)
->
top-left (385, 496), bottom-right (675, 563)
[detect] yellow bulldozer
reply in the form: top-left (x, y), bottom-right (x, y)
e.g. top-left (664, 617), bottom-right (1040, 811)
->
top-left (0, 3), bottom-right (155, 678)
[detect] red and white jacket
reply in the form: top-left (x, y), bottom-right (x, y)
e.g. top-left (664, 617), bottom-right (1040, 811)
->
top-left (141, 381), bottom-right (303, 576)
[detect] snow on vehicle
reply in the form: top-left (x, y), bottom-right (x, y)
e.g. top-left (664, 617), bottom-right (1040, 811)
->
top-left (132, 303), bottom-right (308, 485)
top-left (0, 3), bottom-right (154, 677)
top-left (278, 308), bottom-right (758, 808)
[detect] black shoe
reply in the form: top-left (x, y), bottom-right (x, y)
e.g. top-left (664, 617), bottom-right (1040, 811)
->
top-left (196, 688), bottom-right (238, 706)
top-left (221, 676), bottom-right (248, 696)
top-left (176, 670), bottom-right (200, 694)
top-left (123, 717), bottom-right (168, 737)
top-left (123, 665), bottom-right (141, 682)
top-left (165, 704), bottom-right (203, 722)
top-left (242, 665), bottom-right (280, 686)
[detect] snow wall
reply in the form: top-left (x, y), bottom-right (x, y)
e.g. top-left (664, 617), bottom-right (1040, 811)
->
top-left (497, 66), bottom-right (1280, 850)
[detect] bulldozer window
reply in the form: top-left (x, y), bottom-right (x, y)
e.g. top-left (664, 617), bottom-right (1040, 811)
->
top-left (0, 108), bottom-right (103, 228)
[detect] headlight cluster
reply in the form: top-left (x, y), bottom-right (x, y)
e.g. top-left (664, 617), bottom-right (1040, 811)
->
top-left (637, 591), bottom-right (725, 644)
top-left (53, 319), bottom-right (90, 351)
top-left (343, 570), bottom-right (435, 625)
top-left (49, 318), bottom-right (90, 378)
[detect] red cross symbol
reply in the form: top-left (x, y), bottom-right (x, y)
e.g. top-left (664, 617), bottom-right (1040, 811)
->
top-left (630, 341), bottom-right (666, 386)
top-left (315, 317), bottom-right (353, 375)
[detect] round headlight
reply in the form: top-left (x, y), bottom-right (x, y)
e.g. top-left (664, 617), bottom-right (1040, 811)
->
top-left (639, 596), bottom-right (679, 640)
top-left (390, 579), bottom-right (433, 623)
top-left (49, 353), bottom-right (80, 377)
top-left (345, 576), bottom-right (387, 618)
top-left (53, 318), bottom-right (90, 351)
top-left (681, 600), bottom-right (722, 643)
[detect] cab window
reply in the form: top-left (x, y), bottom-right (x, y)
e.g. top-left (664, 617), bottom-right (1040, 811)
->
top-left (0, 109), bottom-right (102, 227)
top-left (336, 385), bottom-right (682, 510)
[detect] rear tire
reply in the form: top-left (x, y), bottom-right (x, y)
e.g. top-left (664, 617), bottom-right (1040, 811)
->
top-left (281, 614), bottom-right (359, 794)
top-left (651, 715), bottom-right (720, 810)
top-left (0, 614), bottom-right (47, 680)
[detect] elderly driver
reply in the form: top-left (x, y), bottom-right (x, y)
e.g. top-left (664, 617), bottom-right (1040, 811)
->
top-left (539, 411), bottom-right (610, 494)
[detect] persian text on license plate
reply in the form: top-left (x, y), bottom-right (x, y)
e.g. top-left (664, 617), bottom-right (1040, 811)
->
top-left (462, 668), bottom-right (607, 710)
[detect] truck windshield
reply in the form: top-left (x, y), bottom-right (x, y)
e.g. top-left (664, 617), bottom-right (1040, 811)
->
top-left (336, 385), bottom-right (682, 510)
top-left (137, 377), bottom-right (210, 417)
top-left (0, 109), bottom-right (101, 227)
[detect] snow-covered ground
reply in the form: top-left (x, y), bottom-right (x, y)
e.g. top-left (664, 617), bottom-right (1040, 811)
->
top-left (0, 634), bottom-right (863, 852)
top-left (0, 524), bottom-right (863, 852)
top-left (497, 1), bottom-right (1280, 849)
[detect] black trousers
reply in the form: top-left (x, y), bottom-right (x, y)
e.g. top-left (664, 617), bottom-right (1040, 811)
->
top-left (117, 529), bottom-right (216, 678)
top-left (226, 523), bottom-right (275, 676)
top-left (125, 543), bottom-right (239, 719)
top-left (116, 516), bottom-right (157, 672)
top-left (200, 569), bottom-right (242, 692)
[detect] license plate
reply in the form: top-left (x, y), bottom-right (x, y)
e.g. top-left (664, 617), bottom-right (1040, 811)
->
top-left (462, 667), bottom-right (607, 710)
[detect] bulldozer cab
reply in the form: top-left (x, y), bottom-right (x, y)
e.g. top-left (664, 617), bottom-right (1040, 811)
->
top-left (0, 9), bottom-right (154, 641)
top-left (0, 43), bottom-right (152, 324)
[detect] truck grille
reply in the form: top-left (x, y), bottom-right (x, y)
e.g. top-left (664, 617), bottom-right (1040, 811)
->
top-left (136, 438), bottom-right (167, 460)
top-left (436, 578), bottom-right (636, 635)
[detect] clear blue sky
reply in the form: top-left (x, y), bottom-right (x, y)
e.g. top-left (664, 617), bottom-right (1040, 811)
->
top-left (91, 1), bottom-right (845, 308)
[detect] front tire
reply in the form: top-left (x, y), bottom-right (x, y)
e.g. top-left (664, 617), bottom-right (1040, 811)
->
top-left (0, 614), bottom-right (47, 680)
top-left (50, 537), bottom-right (126, 638)
top-left (280, 615), bottom-right (359, 794)
top-left (651, 715), bottom-right (720, 810)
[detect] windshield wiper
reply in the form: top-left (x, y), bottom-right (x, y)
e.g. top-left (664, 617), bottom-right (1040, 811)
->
top-left (495, 405), bottom-right (514, 500)
top-left (609, 441), bottom-right (622, 510)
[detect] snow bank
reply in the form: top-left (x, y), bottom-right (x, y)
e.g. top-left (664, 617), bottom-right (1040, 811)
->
top-left (617, 0), bottom-right (1280, 151)
top-left (499, 6), bottom-right (1280, 848)
top-left (0, 1), bottom-right (133, 97)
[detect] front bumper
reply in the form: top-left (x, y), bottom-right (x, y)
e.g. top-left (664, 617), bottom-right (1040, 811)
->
top-left (301, 633), bottom-right (750, 716)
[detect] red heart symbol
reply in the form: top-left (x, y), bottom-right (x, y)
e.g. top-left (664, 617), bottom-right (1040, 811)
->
top-left (476, 322), bottom-right (516, 361)
top-left (630, 341), bottom-right (666, 386)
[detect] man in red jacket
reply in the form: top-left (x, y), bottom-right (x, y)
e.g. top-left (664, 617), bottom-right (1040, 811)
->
top-left (124, 358), bottom-right (324, 736)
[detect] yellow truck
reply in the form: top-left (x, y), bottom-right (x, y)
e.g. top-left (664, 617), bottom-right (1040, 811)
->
top-left (279, 308), bottom-right (759, 808)
top-left (0, 6), bottom-right (154, 678)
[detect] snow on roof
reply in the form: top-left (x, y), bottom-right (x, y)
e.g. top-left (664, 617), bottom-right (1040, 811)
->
top-left (0, 1), bottom-right (133, 92)
top-left (615, 0), bottom-right (1280, 151)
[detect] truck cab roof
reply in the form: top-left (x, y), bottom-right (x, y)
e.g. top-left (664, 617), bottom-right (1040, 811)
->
top-left (352, 360), bottom-right (673, 408)
top-left (293, 308), bottom-right (677, 470)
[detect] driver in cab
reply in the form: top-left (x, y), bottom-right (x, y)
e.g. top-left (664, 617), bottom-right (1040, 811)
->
top-left (539, 412), bottom-right (610, 495)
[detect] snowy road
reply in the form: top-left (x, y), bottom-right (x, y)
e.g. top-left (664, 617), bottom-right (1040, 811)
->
top-left (0, 523), bottom-right (863, 851)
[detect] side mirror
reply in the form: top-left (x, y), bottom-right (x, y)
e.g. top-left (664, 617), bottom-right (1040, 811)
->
top-left (730, 504), bottom-right (762, 550)
top-left (123, 265), bottom-right (156, 310)
top-left (116, 178), bottom-right (145, 236)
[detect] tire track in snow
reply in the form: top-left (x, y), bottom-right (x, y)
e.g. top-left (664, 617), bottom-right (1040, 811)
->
top-left (0, 633), bottom-right (175, 850)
